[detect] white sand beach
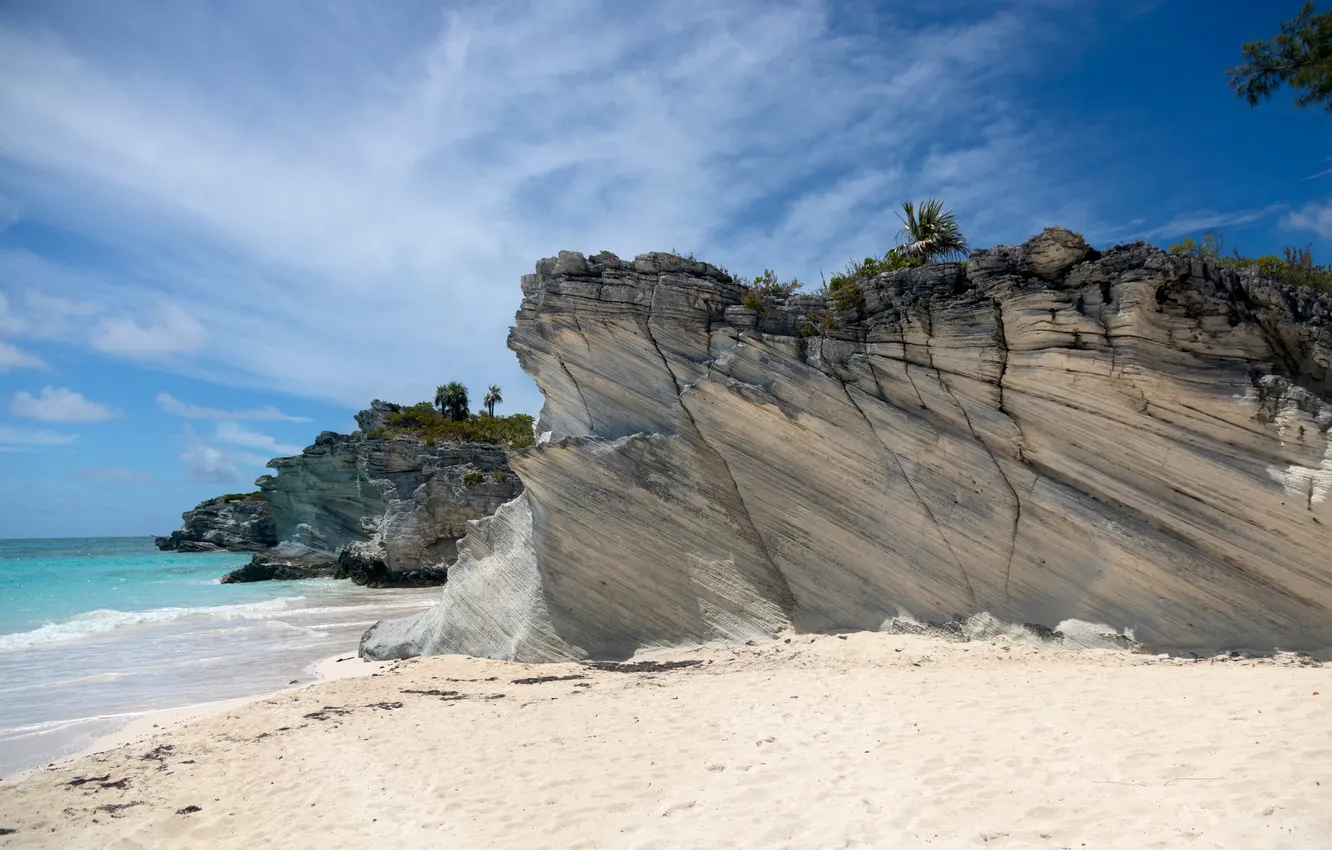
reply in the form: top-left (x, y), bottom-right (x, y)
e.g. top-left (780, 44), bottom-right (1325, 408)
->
top-left (1, 631), bottom-right (1329, 849)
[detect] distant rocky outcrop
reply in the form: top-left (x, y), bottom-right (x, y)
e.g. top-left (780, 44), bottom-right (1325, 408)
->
top-left (157, 404), bottom-right (525, 587)
top-left (155, 495), bottom-right (276, 553)
top-left (362, 229), bottom-right (1332, 662)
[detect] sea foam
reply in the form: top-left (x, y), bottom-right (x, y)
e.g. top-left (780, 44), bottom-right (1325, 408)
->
top-left (0, 597), bottom-right (305, 652)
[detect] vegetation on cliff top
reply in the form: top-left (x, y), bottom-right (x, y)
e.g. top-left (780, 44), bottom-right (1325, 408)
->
top-left (736, 197), bottom-right (968, 319)
top-left (219, 492), bottom-right (267, 503)
top-left (1165, 231), bottom-right (1332, 293)
top-left (374, 401), bottom-right (536, 449)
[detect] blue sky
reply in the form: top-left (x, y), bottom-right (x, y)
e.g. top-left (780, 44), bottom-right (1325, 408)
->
top-left (0, 0), bottom-right (1329, 538)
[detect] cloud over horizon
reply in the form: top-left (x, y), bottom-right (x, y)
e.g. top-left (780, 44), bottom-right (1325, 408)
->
top-left (11, 386), bottom-right (120, 422)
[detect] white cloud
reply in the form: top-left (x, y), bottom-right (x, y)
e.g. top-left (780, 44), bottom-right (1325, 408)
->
top-left (11, 386), bottom-right (120, 422)
top-left (180, 427), bottom-right (243, 483)
top-left (1283, 201), bottom-right (1332, 241)
top-left (0, 1), bottom-right (1144, 412)
top-left (0, 339), bottom-right (46, 372)
top-left (178, 424), bottom-right (275, 483)
top-left (0, 424), bottom-right (78, 449)
top-left (89, 304), bottom-right (205, 359)
top-left (154, 391), bottom-right (310, 422)
top-left (214, 421), bottom-right (303, 456)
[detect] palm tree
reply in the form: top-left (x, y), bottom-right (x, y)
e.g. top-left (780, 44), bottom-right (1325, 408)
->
top-left (434, 382), bottom-right (469, 422)
top-left (483, 385), bottom-right (503, 418)
top-left (895, 199), bottom-right (969, 263)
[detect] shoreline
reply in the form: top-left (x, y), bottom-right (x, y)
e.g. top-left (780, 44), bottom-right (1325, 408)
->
top-left (1, 631), bottom-right (1329, 848)
top-left (0, 651), bottom-right (393, 787)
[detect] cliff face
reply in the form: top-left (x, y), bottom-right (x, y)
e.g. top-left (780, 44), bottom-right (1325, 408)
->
top-left (257, 428), bottom-right (523, 581)
top-left (155, 497), bottom-right (276, 553)
top-left (157, 400), bottom-right (525, 585)
top-left (362, 228), bottom-right (1332, 661)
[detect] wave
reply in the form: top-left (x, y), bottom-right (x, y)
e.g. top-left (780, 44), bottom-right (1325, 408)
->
top-left (0, 597), bottom-right (307, 652)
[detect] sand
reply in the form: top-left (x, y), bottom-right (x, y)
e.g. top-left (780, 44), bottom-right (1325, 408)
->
top-left (0, 631), bottom-right (1328, 849)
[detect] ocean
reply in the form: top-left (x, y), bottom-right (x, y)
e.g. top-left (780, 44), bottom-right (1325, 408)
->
top-left (0, 537), bottom-right (438, 779)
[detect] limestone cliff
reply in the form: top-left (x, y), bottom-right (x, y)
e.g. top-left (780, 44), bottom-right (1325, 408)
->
top-left (157, 401), bottom-right (525, 586)
top-left (155, 496), bottom-right (276, 553)
top-left (362, 228), bottom-right (1332, 661)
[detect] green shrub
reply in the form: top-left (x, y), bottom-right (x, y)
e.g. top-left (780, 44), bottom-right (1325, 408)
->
top-left (830, 279), bottom-right (866, 312)
top-left (220, 492), bottom-right (267, 503)
top-left (1166, 232), bottom-right (1332, 294)
top-left (737, 269), bottom-right (802, 316)
top-left (800, 310), bottom-right (839, 338)
top-left (462, 472), bottom-right (485, 485)
top-left (379, 404), bottom-right (536, 448)
top-left (827, 246), bottom-right (921, 292)
top-left (490, 467), bottom-right (510, 483)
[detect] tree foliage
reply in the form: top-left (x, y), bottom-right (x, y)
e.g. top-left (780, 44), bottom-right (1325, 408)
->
top-left (896, 199), bottom-right (969, 263)
top-left (483, 384), bottom-right (503, 418)
top-left (1228, 2), bottom-right (1332, 112)
top-left (434, 382), bottom-right (470, 422)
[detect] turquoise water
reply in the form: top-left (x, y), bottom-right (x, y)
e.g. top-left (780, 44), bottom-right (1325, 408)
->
top-left (0, 537), bottom-right (437, 778)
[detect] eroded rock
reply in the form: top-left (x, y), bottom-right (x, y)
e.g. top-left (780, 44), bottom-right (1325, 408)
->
top-left (155, 496), bottom-right (276, 553)
top-left (157, 402), bottom-right (524, 587)
top-left (364, 228), bottom-right (1332, 660)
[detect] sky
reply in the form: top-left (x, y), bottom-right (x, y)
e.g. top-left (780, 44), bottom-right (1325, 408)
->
top-left (0, 0), bottom-right (1329, 538)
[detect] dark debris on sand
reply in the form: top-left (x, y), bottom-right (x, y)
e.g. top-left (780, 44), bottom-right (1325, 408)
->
top-left (302, 706), bottom-right (354, 721)
top-left (95, 802), bottom-right (143, 817)
top-left (141, 745), bottom-right (174, 762)
top-left (582, 660), bottom-right (705, 674)
top-left (511, 674), bottom-right (588, 685)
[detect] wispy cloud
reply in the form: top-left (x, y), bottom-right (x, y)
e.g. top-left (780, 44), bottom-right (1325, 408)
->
top-left (155, 392), bottom-right (310, 422)
top-left (0, 0), bottom-right (1132, 411)
top-left (214, 421), bottom-right (303, 456)
top-left (1123, 205), bottom-right (1287, 242)
top-left (11, 386), bottom-right (120, 422)
top-left (1283, 200), bottom-right (1332, 241)
top-left (0, 423), bottom-right (78, 449)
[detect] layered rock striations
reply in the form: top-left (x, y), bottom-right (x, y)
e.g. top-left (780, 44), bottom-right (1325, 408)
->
top-left (158, 400), bottom-right (525, 586)
top-left (362, 229), bottom-right (1332, 660)
top-left (155, 496), bottom-right (276, 553)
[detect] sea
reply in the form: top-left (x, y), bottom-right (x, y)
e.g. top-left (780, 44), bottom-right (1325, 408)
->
top-left (0, 537), bottom-right (438, 779)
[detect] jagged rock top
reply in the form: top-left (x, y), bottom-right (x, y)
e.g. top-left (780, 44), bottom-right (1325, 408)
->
top-left (519, 228), bottom-right (1332, 336)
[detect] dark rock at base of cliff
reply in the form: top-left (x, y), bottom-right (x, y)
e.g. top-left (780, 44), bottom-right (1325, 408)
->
top-left (220, 554), bottom-right (338, 584)
top-left (335, 541), bottom-right (449, 588)
top-left (157, 496), bottom-right (277, 553)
